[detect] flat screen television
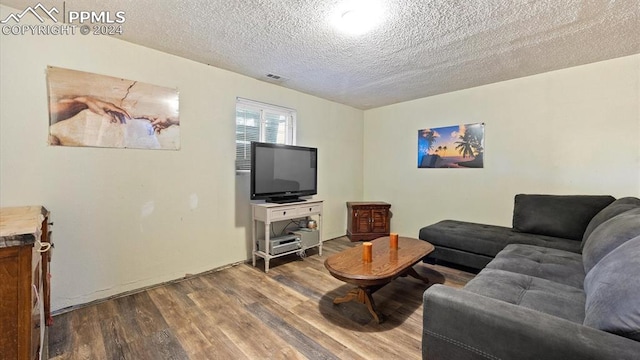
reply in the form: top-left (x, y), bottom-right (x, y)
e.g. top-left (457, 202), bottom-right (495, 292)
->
top-left (250, 142), bottom-right (317, 203)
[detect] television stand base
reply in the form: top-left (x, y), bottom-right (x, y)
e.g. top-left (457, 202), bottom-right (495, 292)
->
top-left (252, 200), bottom-right (323, 272)
top-left (266, 197), bottom-right (306, 204)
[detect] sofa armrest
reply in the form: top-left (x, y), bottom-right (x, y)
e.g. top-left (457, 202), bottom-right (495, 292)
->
top-left (423, 285), bottom-right (640, 360)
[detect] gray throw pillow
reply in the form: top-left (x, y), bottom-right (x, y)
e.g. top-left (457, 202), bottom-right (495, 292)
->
top-left (512, 194), bottom-right (615, 240)
top-left (583, 235), bottom-right (640, 341)
top-left (581, 197), bottom-right (640, 248)
top-left (582, 207), bottom-right (640, 274)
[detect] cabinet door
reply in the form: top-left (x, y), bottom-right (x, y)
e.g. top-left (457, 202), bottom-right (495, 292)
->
top-left (0, 246), bottom-right (32, 360)
top-left (370, 208), bottom-right (389, 233)
top-left (0, 248), bottom-right (20, 360)
top-left (354, 209), bottom-right (372, 234)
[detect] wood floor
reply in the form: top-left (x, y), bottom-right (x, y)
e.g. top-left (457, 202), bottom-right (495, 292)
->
top-left (48, 237), bottom-right (475, 360)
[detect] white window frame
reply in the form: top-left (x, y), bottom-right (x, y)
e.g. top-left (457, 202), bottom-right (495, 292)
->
top-left (235, 97), bottom-right (297, 173)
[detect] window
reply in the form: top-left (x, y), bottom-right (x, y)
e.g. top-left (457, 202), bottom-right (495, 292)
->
top-left (235, 98), bottom-right (296, 171)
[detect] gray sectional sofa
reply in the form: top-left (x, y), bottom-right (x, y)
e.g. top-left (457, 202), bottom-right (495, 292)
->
top-left (421, 196), bottom-right (640, 359)
top-left (419, 194), bottom-right (616, 270)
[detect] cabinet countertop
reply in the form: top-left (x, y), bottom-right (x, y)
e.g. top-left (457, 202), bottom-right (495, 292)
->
top-left (346, 201), bottom-right (391, 206)
top-left (0, 206), bottom-right (49, 248)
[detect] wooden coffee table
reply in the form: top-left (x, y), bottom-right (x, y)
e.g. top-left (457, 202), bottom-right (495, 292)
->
top-left (324, 236), bottom-right (435, 323)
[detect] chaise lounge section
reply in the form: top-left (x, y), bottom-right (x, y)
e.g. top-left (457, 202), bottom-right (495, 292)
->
top-left (421, 196), bottom-right (640, 360)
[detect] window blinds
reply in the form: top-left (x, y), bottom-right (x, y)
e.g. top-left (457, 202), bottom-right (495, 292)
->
top-left (235, 98), bottom-right (296, 171)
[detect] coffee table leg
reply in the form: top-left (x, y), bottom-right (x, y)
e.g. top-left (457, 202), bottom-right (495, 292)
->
top-left (333, 287), bottom-right (383, 323)
top-left (405, 267), bottom-right (430, 284)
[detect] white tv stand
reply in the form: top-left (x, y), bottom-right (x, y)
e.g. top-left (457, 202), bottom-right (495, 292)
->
top-left (251, 199), bottom-right (323, 272)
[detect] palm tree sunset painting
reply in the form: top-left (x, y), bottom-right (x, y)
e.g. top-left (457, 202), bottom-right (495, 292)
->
top-left (418, 123), bottom-right (484, 168)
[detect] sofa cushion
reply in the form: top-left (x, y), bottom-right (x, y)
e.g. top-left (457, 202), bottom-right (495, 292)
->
top-left (419, 220), bottom-right (582, 258)
top-left (581, 197), bottom-right (640, 248)
top-left (464, 268), bottom-right (586, 323)
top-left (485, 244), bottom-right (585, 289)
top-left (582, 207), bottom-right (640, 274)
top-left (584, 235), bottom-right (640, 341)
top-left (512, 194), bottom-right (615, 241)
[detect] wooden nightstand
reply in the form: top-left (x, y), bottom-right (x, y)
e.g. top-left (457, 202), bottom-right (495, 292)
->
top-left (346, 202), bottom-right (391, 242)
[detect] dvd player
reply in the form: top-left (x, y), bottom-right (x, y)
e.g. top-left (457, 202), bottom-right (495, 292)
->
top-left (258, 234), bottom-right (302, 255)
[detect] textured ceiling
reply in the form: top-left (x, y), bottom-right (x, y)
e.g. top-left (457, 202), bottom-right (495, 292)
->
top-left (2, 0), bottom-right (639, 109)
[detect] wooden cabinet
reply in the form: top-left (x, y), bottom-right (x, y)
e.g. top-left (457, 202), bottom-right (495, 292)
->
top-left (346, 202), bottom-right (391, 242)
top-left (0, 206), bottom-right (52, 360)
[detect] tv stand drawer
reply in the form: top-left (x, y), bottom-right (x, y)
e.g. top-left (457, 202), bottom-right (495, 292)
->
top-left (299, 204), bottom-right (321, 216)
top-left (269, 207), bottom-right (298, 220)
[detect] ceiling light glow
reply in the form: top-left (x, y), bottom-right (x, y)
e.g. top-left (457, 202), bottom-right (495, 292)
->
top-left (331, 0), bottom-right (385, 36)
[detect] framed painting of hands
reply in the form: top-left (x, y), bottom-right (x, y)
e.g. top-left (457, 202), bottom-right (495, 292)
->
top-left (47, 66), bottom-right (180, 150)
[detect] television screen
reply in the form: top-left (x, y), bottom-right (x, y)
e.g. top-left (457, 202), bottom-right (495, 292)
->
top-left (251, 142), bottom-right (317, 203)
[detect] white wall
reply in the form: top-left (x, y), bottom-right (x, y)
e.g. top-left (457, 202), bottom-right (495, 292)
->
top-left (363, 55), bottom-right (640, 236)
top-left (0, 5), bottom-right (363, 311)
